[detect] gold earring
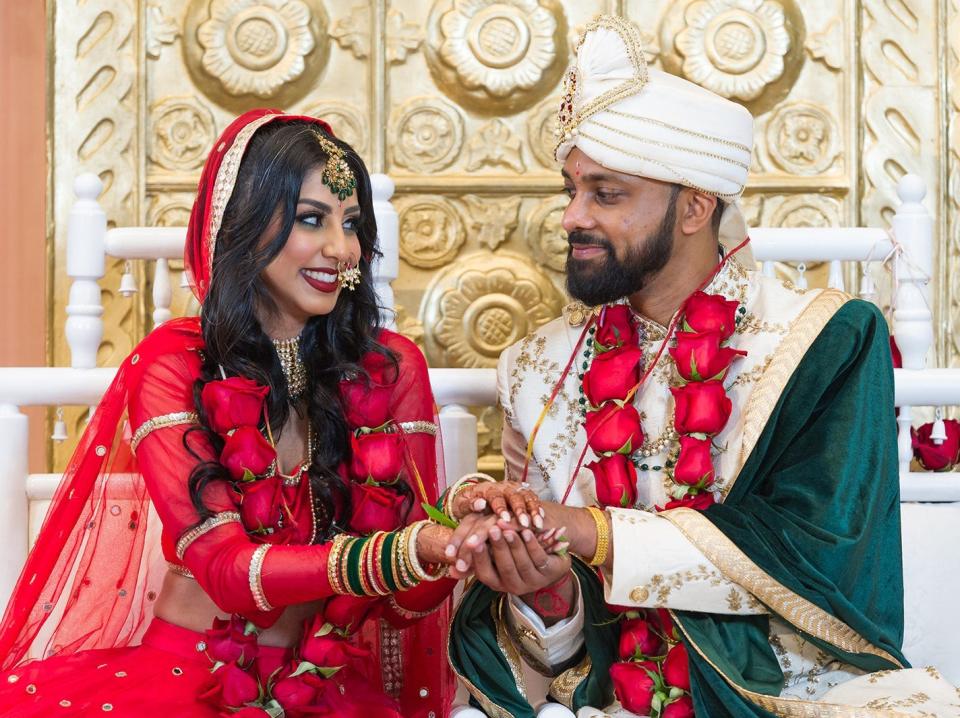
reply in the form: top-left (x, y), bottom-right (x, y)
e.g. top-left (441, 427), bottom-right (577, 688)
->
top-left (337, 261), bottom-right (361, 291)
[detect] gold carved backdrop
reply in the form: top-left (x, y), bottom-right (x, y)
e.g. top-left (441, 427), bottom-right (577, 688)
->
top-left (48, 0), bottom-right (960, 469)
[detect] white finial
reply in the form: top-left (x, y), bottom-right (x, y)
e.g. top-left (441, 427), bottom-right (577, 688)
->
top-left (74, 173), bottom-right (103, 202)
top-left (897, 174), bottom-right (926, 206)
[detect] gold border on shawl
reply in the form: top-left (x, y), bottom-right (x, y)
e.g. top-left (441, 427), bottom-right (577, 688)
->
top-left (446, 581), bottom-right (518, 718)
top-left (495, 595), bottom-right (529, 700)
top-left (548, 654), bottom-right (592, 710)
top-left (733, 288), bottom-right (852, 494)
top-left (671, 612), bottom-right (914, 718)
top-left (663, 508), bottom-right (904, 669)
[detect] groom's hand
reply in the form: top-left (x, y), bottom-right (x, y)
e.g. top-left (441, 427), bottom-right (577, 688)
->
top-left (473, 525), bottom-right (572, 596)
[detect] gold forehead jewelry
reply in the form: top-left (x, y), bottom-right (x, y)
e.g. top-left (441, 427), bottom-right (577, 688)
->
top-left (337, 261), bottom-right (361, 291)
top-left (313, 131), bottom-right (357, 200)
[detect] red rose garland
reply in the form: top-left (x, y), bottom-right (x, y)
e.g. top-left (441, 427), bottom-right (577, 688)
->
top-left (195, 353), bottom-right (412, 716)
top-left (579, 292), bottom-right (746, 716)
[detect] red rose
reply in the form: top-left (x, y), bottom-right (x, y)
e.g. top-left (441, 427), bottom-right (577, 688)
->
top-left (201, 377), bottom-right (269, 435)
top-left (609, 660), bottom-right (658, 715)
top-left (662, 695), bottom-right (695, 718)
top-left (340, 353), bottom-right (397, 429)
top-left (672, 436), bottom-right (715, 487)
top-left (200, 663), bottom-right (260, 708)
top-left (912, 420), bottom-right (960, 471)
top-left (661, 491), bottom-right (715, 512)
top-left (220, 426), bottom-right (277, 480)
top-left (586, 403), bottom-right (644, 455)
top-left (662, 643), bottom-right (691, 691)
top-left (583, 347), bottom-right (643, 407)
top-left (204, 616), bottom-right (259, 665)
top-left (348, 432), bottom-right (405, 484)
top-left (670, 331), bottom-right (746, 382)
top-left (238, 476), bottom-right (285, 534)
top-left (323, 595), bottom-right (379, 632)
top-left (300, 632), bottom-right (367, 670)
top-left (652, 608), bottom-right (679, 642)
top-left (683, 292), bottom-right (739, 339)
top-left (671, 381), bottom-right (732, 436)
top-left (595, 305), bottom-right (638, 350)
top-left (349, 482), bottom-right (406, 534)
top-left (272, 672), bottom-right (319, 708)
top-left (618, 617), bottom-right (664, 660)
top-left (589, 454), bottom-right (638, 508)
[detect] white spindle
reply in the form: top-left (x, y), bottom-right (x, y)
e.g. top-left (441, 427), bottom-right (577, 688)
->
top-left (65, 173), bottom-right (107, 369)
top-left (762, 261), bottom-right (775, 278)
top-left (827, 260), bottom-right (844, 291)
top-left (370, 173), bottom-right (398, 329)
top-left (0, 403), bottom-right (29, 608)
top-left (897, 404), bottom-right (914, 475)
top-left (152, 258), bottom-right (172, 326)
top-left (439, 404), bottom-right (478, 490)
top-left (892, 175), bottom-right (933, 370)
top-left (118, 260), bottom-right (137, 297)
top-left (859, 262), bottom-right (878, 304)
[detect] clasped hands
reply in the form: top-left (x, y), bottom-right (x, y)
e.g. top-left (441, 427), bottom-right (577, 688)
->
top-left (442, 482), bottom-right (571, 598)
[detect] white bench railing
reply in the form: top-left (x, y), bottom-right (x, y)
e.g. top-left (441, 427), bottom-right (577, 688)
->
top-left (2, 172), bottom-right (959, 686)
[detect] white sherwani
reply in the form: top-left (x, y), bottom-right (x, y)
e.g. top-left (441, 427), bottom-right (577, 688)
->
top-left (493, 261), bottom-right (959, 717)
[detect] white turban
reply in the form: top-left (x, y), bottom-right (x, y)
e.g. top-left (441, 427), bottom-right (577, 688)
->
top-left (556, 15), bottom-right (755, 249)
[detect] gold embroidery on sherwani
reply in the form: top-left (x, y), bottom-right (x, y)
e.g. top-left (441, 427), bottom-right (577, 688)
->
top-left (663, 508), bottom-right (904, 669)
top-left (672, 611), bottom-right (914, 718)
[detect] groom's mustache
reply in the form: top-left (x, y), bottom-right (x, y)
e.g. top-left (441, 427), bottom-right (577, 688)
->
top-left (567, 231), bottom-right (612, 252)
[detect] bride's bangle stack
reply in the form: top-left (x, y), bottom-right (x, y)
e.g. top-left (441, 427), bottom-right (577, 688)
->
top-left (328, 520), bottom-right (447, 596)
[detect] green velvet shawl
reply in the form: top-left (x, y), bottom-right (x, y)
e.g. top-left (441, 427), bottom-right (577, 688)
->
top-left (449, 298), bottom-right (907, 717)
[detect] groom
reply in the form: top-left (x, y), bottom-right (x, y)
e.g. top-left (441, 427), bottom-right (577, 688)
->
top-left (446, 14), bottom-right (959, 718)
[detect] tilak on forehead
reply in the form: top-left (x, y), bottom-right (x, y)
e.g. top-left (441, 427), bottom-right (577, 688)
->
top-left (555, 15), bottom-right (756, 252)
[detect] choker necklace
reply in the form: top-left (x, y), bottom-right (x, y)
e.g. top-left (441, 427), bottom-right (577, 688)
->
top-left (272, 335), bottom-right (307, 402)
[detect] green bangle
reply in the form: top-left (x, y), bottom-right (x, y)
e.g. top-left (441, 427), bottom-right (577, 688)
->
top-left (345, 535), bottom-right (368, 596)
top-left (381, 531), bottom-right (397, 593)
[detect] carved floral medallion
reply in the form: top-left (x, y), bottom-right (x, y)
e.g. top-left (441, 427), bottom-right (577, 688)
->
top-left (302, 101), bottom-right (367, 155)
top-left (421, 251), bottom-right (564, 368)
top-left (396, 197), bottom-right (466, 268)
top-left (149, 97), bottom-right (216, 171)
top-left (425, 0), bottom-right (567, 114)
top-left (766, 102), bottom-right (840, 175)
top-left (391, 97), bottom-right (465, 172)
top-left (526, 195), bottom-right (569, 272)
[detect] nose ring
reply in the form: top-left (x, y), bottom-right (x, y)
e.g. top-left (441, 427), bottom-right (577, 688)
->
top-left (337, 261), bottom-right (361, 291)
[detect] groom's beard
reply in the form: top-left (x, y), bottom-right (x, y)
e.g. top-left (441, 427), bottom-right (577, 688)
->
top-left (565, 200), bottom-right (677, 307)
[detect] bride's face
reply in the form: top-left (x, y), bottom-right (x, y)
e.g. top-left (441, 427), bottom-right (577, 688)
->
top-left (259, 165), bottom-right (362, 337)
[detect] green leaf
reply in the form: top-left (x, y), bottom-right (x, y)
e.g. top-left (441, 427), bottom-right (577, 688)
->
top-left (263, 699), bottom-right (286, 717)
top-left (244, 621), bottom-right (260, 636)
top-left (210, 660), bottom-right (225, 674)
top-left (289, 661), bottom-right (318, 678)
top-left (620, 488), bottom-right (630, 507)
top-left (651, 693), bottom-right (663, 713)
top-left (317, 666), bottom-right (344, 678)
top-left (422, 502), bottom-right (459, 528)
top-left (668, 687), bottom-right (684, 699)
top-left (241, 468), bottom-right (256, 482)
top-left (616, 437), bottom-right (633, 455)
top-left (314, 622), bottom-right (335, 637)
top-left (689, 354), bottom-right (702, 382)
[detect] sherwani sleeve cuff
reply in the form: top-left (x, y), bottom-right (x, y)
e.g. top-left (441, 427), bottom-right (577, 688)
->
top-left (506, 575), bottom-right (585, 671)
top-left (601, 507), bottom-right (765, 614)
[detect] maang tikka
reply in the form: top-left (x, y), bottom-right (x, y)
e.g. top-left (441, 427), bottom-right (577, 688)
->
top-left (313, 131), bottom-right (357, 200)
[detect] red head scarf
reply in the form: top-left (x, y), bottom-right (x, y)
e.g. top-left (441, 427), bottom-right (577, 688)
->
top-left (184, 109), bottom-right (334, 303)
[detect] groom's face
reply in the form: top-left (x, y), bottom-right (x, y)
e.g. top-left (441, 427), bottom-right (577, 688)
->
top-left (560, 148), bottom-right (679, 306)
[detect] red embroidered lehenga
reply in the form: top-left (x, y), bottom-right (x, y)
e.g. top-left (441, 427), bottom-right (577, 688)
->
top-left (0, 110), bottom-right (456, 717)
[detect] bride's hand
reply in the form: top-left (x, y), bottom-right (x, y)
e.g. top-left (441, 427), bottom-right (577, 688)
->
top-left (450, 480), bottom-right (544, 529)
top-left (415, 522), bottom-right (456, 566)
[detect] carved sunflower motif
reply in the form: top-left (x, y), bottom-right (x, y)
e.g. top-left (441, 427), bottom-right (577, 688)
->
top-left (197, 0), bottom-right (315, 98)
top-left (675, 0), bottom-right (790, 102)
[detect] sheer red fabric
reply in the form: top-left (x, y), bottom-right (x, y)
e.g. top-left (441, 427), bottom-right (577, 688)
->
top-left (0, 109), bottom-right (456, 717)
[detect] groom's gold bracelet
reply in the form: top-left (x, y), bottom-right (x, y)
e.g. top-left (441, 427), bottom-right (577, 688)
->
top-left (586, 506), bottom-right (611, 566)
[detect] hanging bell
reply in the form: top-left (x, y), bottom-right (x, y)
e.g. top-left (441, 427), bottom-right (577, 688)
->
top-left (51, 407), bottom-right (68, 442)
top-left (794, 262), bottom-right (809, 290)
top-left (180, 266), bottom-right (193, 290)
top-left (931, 408), bottom-right (947, 445)
top-left (119, 261), bottom-right (138, 297)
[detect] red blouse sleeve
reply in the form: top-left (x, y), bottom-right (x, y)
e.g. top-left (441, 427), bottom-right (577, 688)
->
top-left (127, 339), bottom-right (336, 626)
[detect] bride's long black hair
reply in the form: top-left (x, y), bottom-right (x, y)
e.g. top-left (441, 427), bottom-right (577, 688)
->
top-left (185, 120), bottom-right (398, 541)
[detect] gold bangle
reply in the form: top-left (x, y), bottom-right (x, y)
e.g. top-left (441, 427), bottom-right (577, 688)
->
top-left (585, 506), bottom-right (611, 567)
top-left (406, 520), bottom-right (444, 582)
top-left (249, 544), bottom-right (274, 612)
top-left (443, 473), bottom-right (496, 517)
top-left (395, 525), bottom-right (417, 589)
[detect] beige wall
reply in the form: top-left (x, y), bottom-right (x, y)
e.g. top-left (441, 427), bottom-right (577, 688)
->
top-left (0, 2), bottom-right (47, 471)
